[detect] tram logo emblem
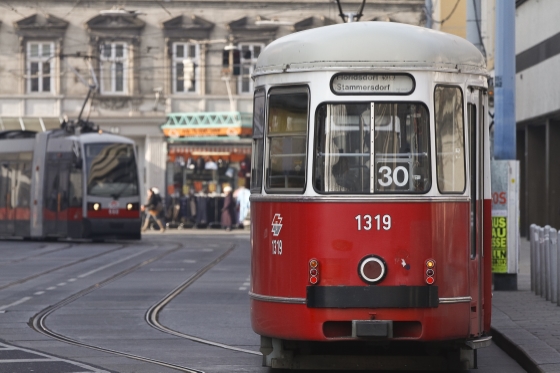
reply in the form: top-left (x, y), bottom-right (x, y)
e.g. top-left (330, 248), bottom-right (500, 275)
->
top-left (271, 214), bottom-right (283, 236)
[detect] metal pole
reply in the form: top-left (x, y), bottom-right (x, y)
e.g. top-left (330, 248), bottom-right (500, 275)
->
top-left (530, 224), bottom-right (536, 292)
top-left (545, 225), bottom-right (551, 300)
top-left (535, 225), bottom-right (541, 295)
top-left (550, 228), bottom-right (558, 303)
top-left (425, 0), bottom-right (433, 29)
top-left (540, 226), bottom-right (545, 297)
top-left (557, 228), bottom-right (560, 306)
top-left (494, 0), bottom-right (516, 159)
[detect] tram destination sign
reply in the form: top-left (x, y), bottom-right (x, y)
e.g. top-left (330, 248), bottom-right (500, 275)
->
top-left (331, 73), bottom-right (415, 95)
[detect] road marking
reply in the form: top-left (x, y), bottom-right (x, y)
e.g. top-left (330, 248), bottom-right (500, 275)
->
top-left (0, 297), bottom-right (31, 311)
top-left (78, 249), bottom-right (150, 278)
top-left (34, 291), bottom-right (45, 295)
top-left (47, 286), bottom-right (56, 290)
top-left (243, 282), bottom-right (250, 286)
top-left (202, 248), bottom-right (214, 252)
top-left (239, 287), bottom-right (247, 291)
top-left (183, 259), bottom-right (197, 263)
top-left (57, 282), bottom-right (67, 286)
top-left (68, 278), bottom-right (76, 282)
top-left (0, 341), bottom-right (109, 372)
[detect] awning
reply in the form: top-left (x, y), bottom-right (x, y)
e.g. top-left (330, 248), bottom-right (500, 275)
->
top-left (161, 111), bottom-right (252, 141)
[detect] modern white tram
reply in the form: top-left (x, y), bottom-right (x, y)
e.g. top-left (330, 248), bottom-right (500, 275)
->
top-left (250, 22), bottom-right (492, 370)
top-left (0, 124), bottom-right (141, 240)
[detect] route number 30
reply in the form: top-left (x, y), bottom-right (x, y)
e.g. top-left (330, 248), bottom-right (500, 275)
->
top-left (355, 214), bottom-right (391, 231)
top-left (378, 166), bottom-right (409, 187)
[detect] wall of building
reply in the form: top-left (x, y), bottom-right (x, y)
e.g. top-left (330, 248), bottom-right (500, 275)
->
top-left (0, 0), bottom-right (425, 200)
top-left (514, 0), bottom-right (560, 235)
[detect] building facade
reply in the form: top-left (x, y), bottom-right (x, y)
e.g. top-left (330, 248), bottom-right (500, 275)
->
top-left (514, 0), bottom-right (560, 235)
top-left (0, 0), bottom-right (426, 208)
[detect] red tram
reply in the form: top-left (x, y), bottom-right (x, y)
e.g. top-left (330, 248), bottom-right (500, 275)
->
top-left (250, 22), bottom-right (491, 370)
top-left (0, 123), bottom-right (141, 240)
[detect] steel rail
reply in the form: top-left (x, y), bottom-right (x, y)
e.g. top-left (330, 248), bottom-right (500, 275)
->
top-left (29, 242), bottom-right (205, 373)
top-left (145, 245), bottom-right (260, 356)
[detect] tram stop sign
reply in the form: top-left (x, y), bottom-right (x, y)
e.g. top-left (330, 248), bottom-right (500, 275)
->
top-left (491, 160), bottom-right (519, 290)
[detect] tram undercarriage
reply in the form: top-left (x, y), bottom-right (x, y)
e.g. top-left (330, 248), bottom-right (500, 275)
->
top-left (260, 336), bottom-right (491, 370)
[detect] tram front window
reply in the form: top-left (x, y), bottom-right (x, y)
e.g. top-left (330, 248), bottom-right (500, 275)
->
top-left (314, 102), bottom-right (430, 194)
top-left (85, 143), bottom-right (139, 198)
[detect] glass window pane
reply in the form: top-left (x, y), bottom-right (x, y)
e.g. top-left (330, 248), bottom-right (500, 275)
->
top-left (251, 88), bottom-right (266, 191)
top-left (102, 44), bottom-right (112, 58)
top-left (188, 45), bottom-right (196, 58)
top-left (241, 45), bottom-right (251, 60)
top-left (115, 44), bottom-right (124, 58)
top-left (115, 62), bottom-right (124, 92)
top-left (42, 43), bottom-right (51, 57)
top-left (176, 62), bottom-right (184, 92)
top-left (176, 44), bottom-right (184, 58)
top-left (42, 62), bottom-right (51, 92)
top-left (30, 44), bottom-right (39, 58)
top-left (314, 102), bottom-right (430, 194)
top-left (266, 88), bottom-right (309, 192)
top-left (435, 86), bottom-right (465, 193)
top-left (254, 45), bottom-right (261, 58)
top-left (30, 62), bottom-right (39, 92)
top-left (374, 103), bottom-right (430, 193)
top-left (315, 103), bottom-right (370, 193)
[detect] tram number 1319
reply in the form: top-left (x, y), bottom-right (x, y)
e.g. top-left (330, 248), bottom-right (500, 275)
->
top-left (355, 214), bottom-right (391, 231)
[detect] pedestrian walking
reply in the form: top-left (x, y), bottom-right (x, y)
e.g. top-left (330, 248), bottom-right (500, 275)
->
top-left (141, 188), bottom-right (165, 232)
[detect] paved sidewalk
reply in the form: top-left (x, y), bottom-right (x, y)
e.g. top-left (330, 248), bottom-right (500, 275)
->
top-left (492, 238), bottom-right (560, 373)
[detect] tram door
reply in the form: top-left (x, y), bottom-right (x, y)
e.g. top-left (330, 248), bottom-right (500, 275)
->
top-left (0, 162), bottom-right (16, 236)
top-left (468, 87), bottom-right (485, 336)
top-left (44, 161), bottom-right (70, 237)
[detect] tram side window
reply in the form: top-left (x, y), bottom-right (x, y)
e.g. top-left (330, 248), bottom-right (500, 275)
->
top-left (265, 87), bottom-right (309, 192)
top-left (314, 102), bottom-right (430, 194)
top-left (434, 86), bottom-right (466, 193)
top-left (250, 87), bottom-right (265, 192)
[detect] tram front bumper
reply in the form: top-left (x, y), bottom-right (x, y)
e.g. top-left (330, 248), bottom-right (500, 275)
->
top-left (84, 218), bottom-right (141, 239)
top-left (307, 285), bottom-right (439, 308)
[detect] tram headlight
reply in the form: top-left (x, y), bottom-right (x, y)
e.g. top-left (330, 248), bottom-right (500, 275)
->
top-left (127, 203), bottom-right (133, 210)
top-left (358, 255), bottom-right (387, 284)
top-left (87, 202), bottom-right (101, 211)
top-left (309, 259), bottom-right (320, 285)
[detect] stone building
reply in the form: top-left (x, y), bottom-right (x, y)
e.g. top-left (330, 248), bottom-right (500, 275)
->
top-left (0, 0), bottom-right (426, 202)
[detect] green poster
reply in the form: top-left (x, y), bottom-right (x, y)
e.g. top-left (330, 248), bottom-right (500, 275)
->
top-left (492, 216), bottom-right (508, 273)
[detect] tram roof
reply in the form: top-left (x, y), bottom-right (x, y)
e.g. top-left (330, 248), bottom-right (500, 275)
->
top-left (254, 22), bottom-right (487, 76)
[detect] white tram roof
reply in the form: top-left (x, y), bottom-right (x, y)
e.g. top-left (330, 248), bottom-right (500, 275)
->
top-left (254, 22), bottom-right (487, 76)
top-left (76, 132), bottom-right (135, 145)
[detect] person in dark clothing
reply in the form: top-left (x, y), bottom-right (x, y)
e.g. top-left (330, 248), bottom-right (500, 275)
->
top-left (141, 188), bottom-right (165, 232)
top-left (221, 186), bottom-right (236, 231)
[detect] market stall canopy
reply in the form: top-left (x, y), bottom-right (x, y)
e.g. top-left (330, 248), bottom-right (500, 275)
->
top-left (161, 111), bottom-right (252, 142)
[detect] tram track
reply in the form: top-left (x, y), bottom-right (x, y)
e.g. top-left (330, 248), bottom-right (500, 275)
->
top-left (0, 243), bottom-right (61, 266)
top-left (28, 241), bottom-right (229, 373)
top-left (0, 242), bottom-right (131, 291)
top-left (145, 244), bottom-right (260, 356)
